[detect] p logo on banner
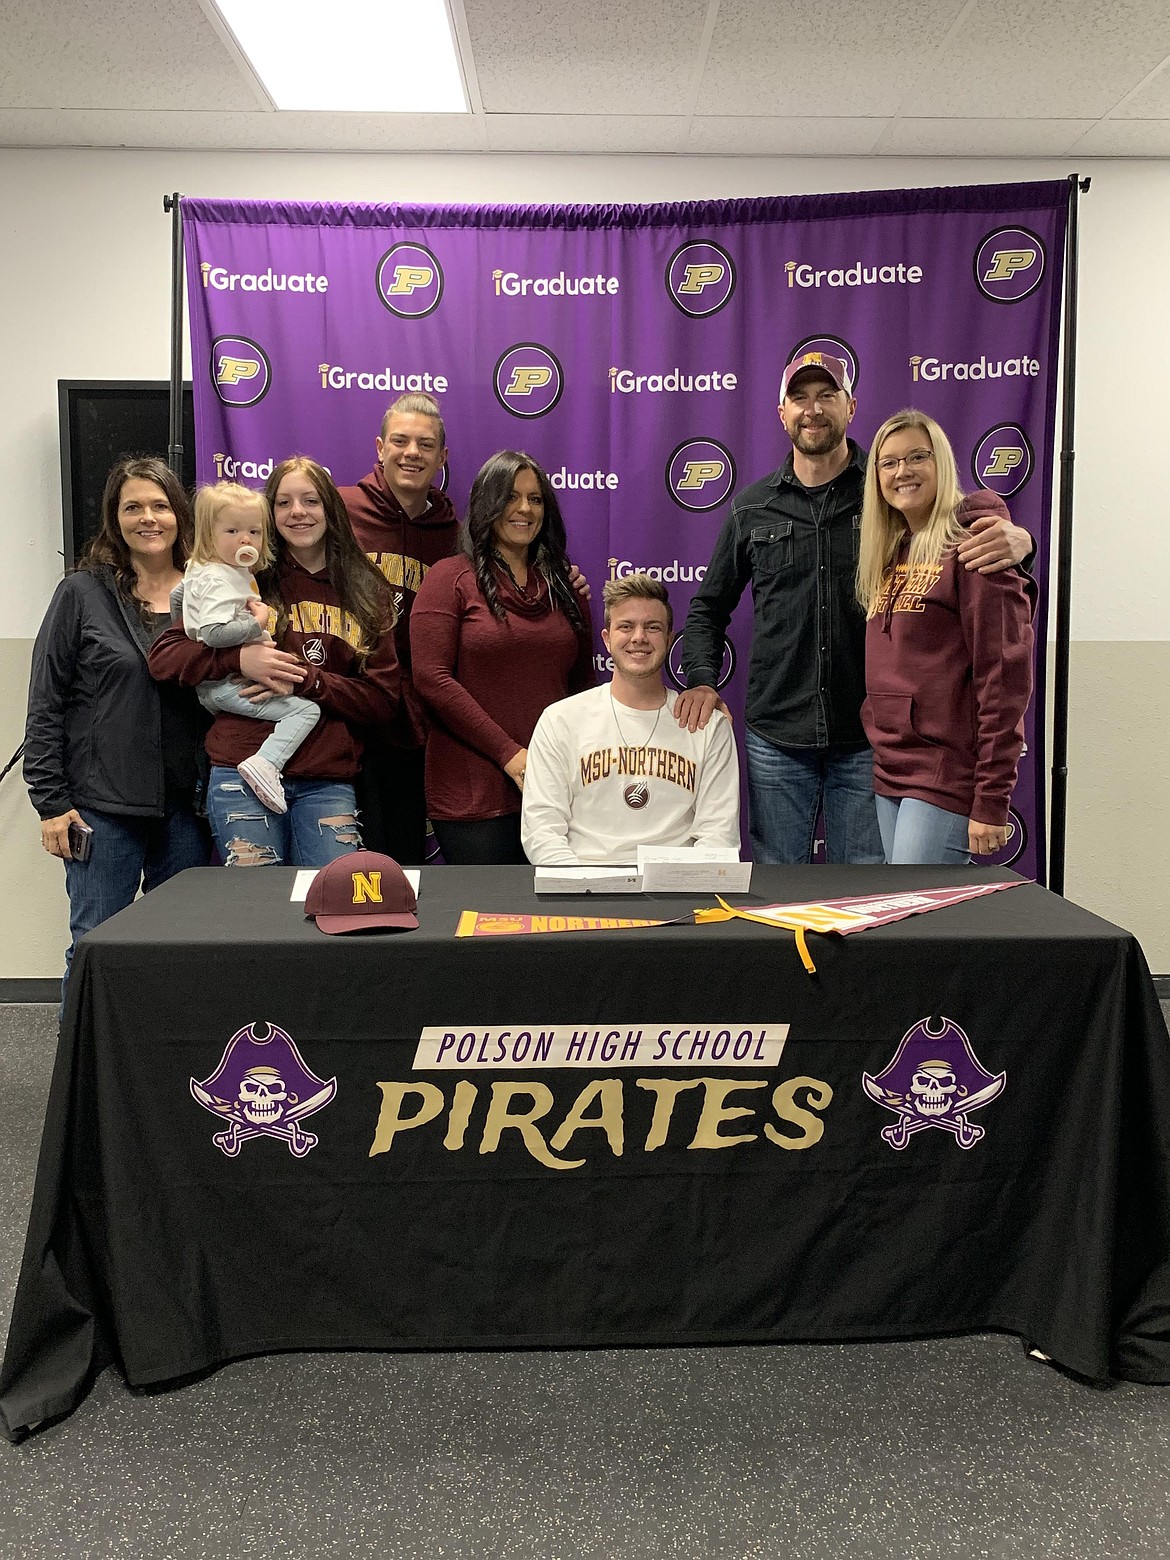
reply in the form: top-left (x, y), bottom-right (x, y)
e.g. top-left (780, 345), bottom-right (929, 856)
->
top-left (211, 336), bottom-right (271, 408)
top-left (666, 439), bottom-right (737, 511)
top-left (666, 241), bottom-right (736, 318)
top-left (376, 243), bottom-right (444, 318)
top-left (974, 227), bottom-right (1046, 304)
top-left (783, 334), bottom-right (860, 393)
top-left (494, 343), bottom-right (564, 418)
top-left (972, 424), bottom-right (1035, 496)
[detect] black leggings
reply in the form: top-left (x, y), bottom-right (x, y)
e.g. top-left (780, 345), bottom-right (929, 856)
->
top-left (354, 746), bottom-right (428, 865)
top-left (432, 814), bottom-right (527, 866)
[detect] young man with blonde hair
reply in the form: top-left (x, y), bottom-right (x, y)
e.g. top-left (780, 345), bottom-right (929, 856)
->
top-left (522, 574), bottom-right (739, 866)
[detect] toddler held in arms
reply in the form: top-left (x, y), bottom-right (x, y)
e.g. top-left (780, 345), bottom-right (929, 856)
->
top-left (183, 482), bottom-right (320, 815)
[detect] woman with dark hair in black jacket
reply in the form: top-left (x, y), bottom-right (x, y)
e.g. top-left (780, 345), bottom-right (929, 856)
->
top-left (410, 450), bottom-right (594, 864)
top-left (24, 456), bottom-right (209, 998)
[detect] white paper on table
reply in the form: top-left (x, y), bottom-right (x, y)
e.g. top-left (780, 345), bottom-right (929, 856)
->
top-left (635, 845), bottom-right (753, 895)
top-left (533, 866), bottom-right (643, 895)
top-left (290, 867), bottom-right (421, 903)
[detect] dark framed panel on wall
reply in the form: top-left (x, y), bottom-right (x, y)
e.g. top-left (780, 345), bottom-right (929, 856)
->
top-left (58, 381), bottom-right (196, 568)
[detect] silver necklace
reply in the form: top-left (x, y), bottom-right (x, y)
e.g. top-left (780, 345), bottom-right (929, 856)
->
top-left (610, 691), bottom-right (666, 810)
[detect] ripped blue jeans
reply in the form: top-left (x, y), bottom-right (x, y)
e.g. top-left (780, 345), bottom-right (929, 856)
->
top-left (206, 767), bottom-right (361, 867)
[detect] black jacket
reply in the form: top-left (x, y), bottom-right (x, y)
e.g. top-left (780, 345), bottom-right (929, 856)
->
top-left (24, 567), bottom-right (204, 820)
top-left (681, 441), bottom-right (869, 749)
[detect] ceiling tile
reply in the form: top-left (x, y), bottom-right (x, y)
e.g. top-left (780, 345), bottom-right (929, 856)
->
top-left (486, 115), bottom-right (687, 153)
top-left (464, 0), bottom-right (711, 115)
top-left (903, 0), bottom-right (1170, 119)
top-left (1111, 60), bottom-right (1170, 118)
top-left (0, 0), bottom-right (252, 111)
top-left (878, 117), bottom-right (1096, 156)
top-left (0, 109), bottom-right (487, 153)
top-left (687, 117), bottom-right (887, 155)
top-left (696, 0), bottom-right (968, 119)
top-left (0, 0), bottom-right (1167, 160)
top-left (1071, 117), bottom-right (1170, 154)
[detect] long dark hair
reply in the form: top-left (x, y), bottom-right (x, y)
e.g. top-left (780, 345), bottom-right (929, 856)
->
top-left (262, 456), bottom-right (395, 658)
top-left (82, 456), bottom-right (192, 620)
top-left (462, 451), bottom-right (584, 630)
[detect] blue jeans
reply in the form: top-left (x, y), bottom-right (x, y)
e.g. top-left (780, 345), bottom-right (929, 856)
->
top-left (206, 767), bottom-right (361, 867)
top-left (63, 802), bottom-right (209, 1002)
top-left (745, 730), bottom-right (884, 864)
top-left (875, 795), bottom-right (972, 865)
top-left (198, 679), bottom-right (320, 772)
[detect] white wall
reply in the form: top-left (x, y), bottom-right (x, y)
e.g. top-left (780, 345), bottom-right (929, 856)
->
top-left (1, 148), bottom-right (1166, 973)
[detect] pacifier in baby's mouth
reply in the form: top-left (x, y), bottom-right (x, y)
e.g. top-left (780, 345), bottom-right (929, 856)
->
top-left (235, 544), bottom-right (260, 568)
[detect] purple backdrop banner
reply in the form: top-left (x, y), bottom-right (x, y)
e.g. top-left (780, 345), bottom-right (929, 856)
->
top-left (182, 183), bottom-right (1067, 879)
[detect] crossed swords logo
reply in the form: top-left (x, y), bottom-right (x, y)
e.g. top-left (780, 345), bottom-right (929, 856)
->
top-left (861, 1072), bottom-right (1004, 1150)
top-left (190, 1078), bottom-right (335, 1158)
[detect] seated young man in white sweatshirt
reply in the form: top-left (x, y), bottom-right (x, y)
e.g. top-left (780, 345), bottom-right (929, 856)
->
top-left (521, 573), bottom-right (740, 865)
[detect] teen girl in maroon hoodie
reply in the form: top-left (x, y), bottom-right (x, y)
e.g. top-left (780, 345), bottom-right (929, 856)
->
top-left (150, 458), bottom-right (398, 867)
top-left (857, 410), bottom-right (1036, 866)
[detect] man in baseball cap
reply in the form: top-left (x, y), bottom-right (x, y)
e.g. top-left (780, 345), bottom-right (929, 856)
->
top-left (777, 350), bottom-right (854, 401)
top-left (305, 849), bottom-right (418, 933)
top-left (676, 347), bottom-right (1034, 865)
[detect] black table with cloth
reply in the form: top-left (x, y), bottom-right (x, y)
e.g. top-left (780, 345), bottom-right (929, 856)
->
top-left (3, 864), bottom-right (1170, 1436)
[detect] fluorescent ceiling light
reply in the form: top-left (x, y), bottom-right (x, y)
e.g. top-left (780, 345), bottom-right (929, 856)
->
top-left (210, 0), bottom-right (469, 113)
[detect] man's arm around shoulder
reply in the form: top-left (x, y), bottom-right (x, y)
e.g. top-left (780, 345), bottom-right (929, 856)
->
top-left (956, 491), bottom-right (1034, 575)
top-left (680, 500), bottom-right (751, 689)
top-left (677, 498), bottom-right (753, 731)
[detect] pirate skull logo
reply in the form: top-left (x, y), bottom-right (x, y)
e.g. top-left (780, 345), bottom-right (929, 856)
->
top-left (863, 1016), bottom-right (1004, 1150)
top-left (910, 1062), bottom-right (956, 1115)
top-left (191, 1022), bottom-right (336, 1158)
top-left (237, 1067), bottom-right (288, 1125)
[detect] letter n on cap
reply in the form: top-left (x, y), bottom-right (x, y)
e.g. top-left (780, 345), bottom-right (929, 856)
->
top-left (352, 871), bottom-right (383, 905)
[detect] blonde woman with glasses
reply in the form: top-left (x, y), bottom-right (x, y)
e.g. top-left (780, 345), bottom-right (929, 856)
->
top-left (856, 409), bottom-right (1036, 865)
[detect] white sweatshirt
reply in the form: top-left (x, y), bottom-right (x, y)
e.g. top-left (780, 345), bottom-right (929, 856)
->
top-left (182, 559), bottom-right (265, 648)
top-left (521, 685), bottom-right (740, 865)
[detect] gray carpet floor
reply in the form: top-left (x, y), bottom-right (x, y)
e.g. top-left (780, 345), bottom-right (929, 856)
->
top-left (2, 1001), bottom-right (1170, 1560)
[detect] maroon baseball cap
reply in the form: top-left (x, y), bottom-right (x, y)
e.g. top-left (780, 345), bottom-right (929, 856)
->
top-left (305, 850), bottom-right (418, 934)
top-left (779, 351), bottom-right (854, 399)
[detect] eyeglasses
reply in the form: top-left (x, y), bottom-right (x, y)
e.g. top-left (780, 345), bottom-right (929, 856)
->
top-left (877, 449), bottom-right (935, 474)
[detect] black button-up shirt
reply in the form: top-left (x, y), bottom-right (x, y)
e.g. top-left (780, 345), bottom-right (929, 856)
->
top-left (681, 440), bottom-right (868, 750)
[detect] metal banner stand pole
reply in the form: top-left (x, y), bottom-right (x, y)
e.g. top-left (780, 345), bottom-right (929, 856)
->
top-left (162, 193), bottom-right (184, 477)
top-left (1048, 173), bottom-right (1090, 895)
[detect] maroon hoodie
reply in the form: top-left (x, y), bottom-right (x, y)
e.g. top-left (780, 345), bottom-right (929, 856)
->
top-left (148, 555), bottom-right (399, 780)
top-left (861, 492), bottom-right (1037, 826)
top-left (338, 465), bottom-right (458, 748)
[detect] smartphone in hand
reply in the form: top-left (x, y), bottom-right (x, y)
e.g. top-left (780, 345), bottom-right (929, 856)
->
top-left (67, 821), bottom-right (94, 862)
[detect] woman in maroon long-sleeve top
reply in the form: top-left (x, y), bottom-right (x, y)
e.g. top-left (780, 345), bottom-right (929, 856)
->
top-left (857, 409), bottom-right (1036, 865)
top-left (411, 451), bottom-right (593, 865)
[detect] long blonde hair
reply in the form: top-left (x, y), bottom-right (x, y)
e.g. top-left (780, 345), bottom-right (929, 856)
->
top-left (856, 410), bottom-right (966, 617)
top-left (191, 482), bottom-right (275, 568)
